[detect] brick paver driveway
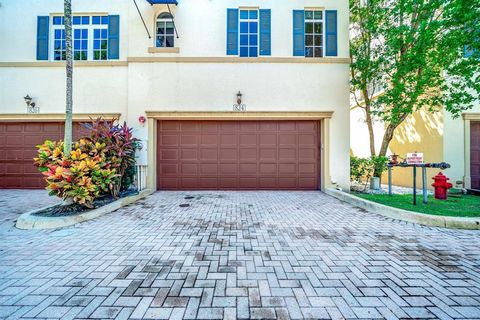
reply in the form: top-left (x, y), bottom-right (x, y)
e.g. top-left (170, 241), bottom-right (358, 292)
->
top-left (1, 191), bottom-right (480, 319)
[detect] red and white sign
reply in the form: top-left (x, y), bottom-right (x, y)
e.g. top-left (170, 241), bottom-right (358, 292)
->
top-left (406, 152), bottom-right (424, 165)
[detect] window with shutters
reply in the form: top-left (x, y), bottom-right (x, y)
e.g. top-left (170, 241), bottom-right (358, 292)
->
top-left (304, 10), bottom-right (323, 58)
top-left (239, 10), bottom-right (259, 57)
top-left (227, 8), bottom-right (270, 57)
top-left (156, 12), bottom-right (175, 48)
top-left (51, 15), bottom-right (109, 61)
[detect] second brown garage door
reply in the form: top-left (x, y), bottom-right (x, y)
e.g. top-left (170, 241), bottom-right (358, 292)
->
top-left (157, 120), bottom-right (320, 190)
top-left (471, 121), bottom-right (480, 190)
top-left (0, 122), bottom-right (84, 189)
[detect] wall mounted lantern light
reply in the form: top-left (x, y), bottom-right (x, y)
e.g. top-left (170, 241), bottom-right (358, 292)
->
top-left (138, 115), bottom-right (147, 126)
top-left (24, 94), bottom-right (39, 114)
top-left (236, 91), bottom-right (243, 105)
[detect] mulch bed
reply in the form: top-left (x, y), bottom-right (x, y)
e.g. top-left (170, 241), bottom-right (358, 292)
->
top-left (32, 190), bottom-right (138, 217)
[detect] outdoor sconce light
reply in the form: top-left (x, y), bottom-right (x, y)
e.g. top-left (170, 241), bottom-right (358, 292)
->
top-left (24, 94), bottom-right (39, 114)
top-left (236, 91), bottom-right (243, 105)
top-left (138, 115), bottom-right (147, 126)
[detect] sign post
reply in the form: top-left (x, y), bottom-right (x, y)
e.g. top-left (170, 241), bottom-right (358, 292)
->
top-left (406, 153), bottom-right (424, 206)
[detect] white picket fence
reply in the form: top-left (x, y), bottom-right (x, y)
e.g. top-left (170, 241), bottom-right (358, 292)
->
top-left (134, 165), bottom-right (148, 191)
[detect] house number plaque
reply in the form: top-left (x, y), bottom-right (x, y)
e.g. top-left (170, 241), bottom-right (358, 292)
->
top-left (233, 104), bottom-right (247, 112)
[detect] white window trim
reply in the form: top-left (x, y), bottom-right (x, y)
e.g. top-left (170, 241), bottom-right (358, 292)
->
top-left (239, 9), bottom-right (259, 58)
top-left (155, 13), bottom-right (175, 48)
top-left (304, 10), bottom-right (325, 58)
top-left (50, 15), bottom-right (108, 61)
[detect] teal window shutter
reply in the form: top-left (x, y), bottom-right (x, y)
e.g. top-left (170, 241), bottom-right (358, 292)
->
top-left (37, 16), bottom-right (49, 60)
top-left (108, 15), bottom-right (120, 59)
top-left (464, 45), bottom-right (474, 58)
top-left (226, 9), bottom-right (239, 55)
top-left (325, 10), bottom-right (338, 56)
top-left (293, 10), bottom-right (304, 56)
top-left (259, 9), bottom-right (271, 56)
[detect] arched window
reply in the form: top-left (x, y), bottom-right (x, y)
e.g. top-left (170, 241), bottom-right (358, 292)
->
top-left (156, 12), bottom-right (174, 47)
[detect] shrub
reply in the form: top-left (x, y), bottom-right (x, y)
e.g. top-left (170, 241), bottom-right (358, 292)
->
top-left (34, 118), bottom-right (141, 207)
top-left (34, 138), bottom-right (118, 207)
top-left (350, 155), bottom-right (389, 186)
top-left (82, 118), bottom-right (141, 196)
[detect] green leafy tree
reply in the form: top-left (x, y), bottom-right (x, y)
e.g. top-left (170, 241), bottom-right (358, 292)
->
top-left (350, 0), bottom-right (480, 176)
top-left (63, 0), bottom-right (73, 156)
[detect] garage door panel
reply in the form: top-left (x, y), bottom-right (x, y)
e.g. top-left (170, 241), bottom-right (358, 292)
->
top-left (239, 148), bottom-right (257, 161)
top-left (239, 163), bottom-right (257, 174)
top-left (201, 122), bottom-right (218, 132)
top-left (181, 149), bottom-right (198, 161)
top-left (239, 134), bottom-right (257, 145)
top-left (260, 134), bottom-right (276, 146)
top-left (180, 122), bottom-right (200, 131)
top-left (219, 149), bottom-right (237, 160)
top-left (220, 134), bottom-right (237, 146)
top-left (220, 164), bottom-right (237, 174)
top-left (259, 149), bottom-right (276, 161)
top-left (201, 135), bottom-right (218, 145)
top-left (279, 122), bottom-right (296, 131)
top-left (157, 120), bottom-right (320, 190)
top-left (219, 177), bottom-right (237, 189)
top-left (161, 121), bottom-right (181, 131)
top-left (160, 163), bottom-right (178, 174)
top-left (6, 135), bottom-right (23, 145)
top-left (279, 148), bottom-right (296, 161)
top-left (299, 148), bottom-right (316, 160)
top-left (181, 135), bottom-right (198, 145)
top-left (259, 177), bottom-right (277, 188)
top-left (199, 177), bottom-right (218, 189)
top-left (279, 134), bottom-right (296, 145)
top-left (161, 135), bottom-right (178, 146)
top-left (259, 163), bottom-right (277, 174)
top-left (200, 149), bottom-right (218, 160)
top-left (279, 163), bottom-right (297, 174)
top-left (278, 177), bottom-right (297, 189)
top-left (299, 163), bottom-right (317, 174)
top-left (160, 150), bottom-right (178, 160)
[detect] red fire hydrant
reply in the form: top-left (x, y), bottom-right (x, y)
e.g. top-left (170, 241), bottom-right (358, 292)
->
top-left (431, 172), bottom-right (453, 200)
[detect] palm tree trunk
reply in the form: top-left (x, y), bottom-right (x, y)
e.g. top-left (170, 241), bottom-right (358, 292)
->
top-left (63, 0), bottom-right (73, 156)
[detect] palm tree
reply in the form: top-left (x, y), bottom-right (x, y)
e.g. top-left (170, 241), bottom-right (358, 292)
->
top-left (63, 0), bottom-right (73, 155)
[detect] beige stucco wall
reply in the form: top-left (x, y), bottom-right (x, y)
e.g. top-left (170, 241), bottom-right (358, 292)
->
top-left (350, 106), bottom-right (444, 189)
top-left (383, 108), bottom-right (444, 188)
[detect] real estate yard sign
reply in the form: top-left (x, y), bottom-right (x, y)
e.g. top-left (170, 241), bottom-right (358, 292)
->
top-left (406, 153), bottom-right (424, 165)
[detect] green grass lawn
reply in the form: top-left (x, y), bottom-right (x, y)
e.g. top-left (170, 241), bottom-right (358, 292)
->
top-left (354, 193), bottom-right (480, 217)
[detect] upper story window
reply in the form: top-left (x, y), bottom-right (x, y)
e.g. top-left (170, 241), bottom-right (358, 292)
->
top-left (304, 10), bottom-right (323, 57)
top-left (239, 10), bottom-right (259, 57)
top-left (52, 15), bottom-right (109, 61)
top-left (226, 8), bottom-right (271, 57)
top-left (293, 9), bottom-right (337, 57)
top-left (36, 14), bottom-right (119, 61)
top-left (156, 12), bottom-right (175, 47)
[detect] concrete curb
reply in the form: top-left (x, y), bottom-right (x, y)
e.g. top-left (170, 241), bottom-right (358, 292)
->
top-left (16, 189), bottom-right (154, 230)
top-left (326, 188), bottom-right (480, 230)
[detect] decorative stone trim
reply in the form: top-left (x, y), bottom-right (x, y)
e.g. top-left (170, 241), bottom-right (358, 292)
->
top-left (145, 111), bottom-right (334, 120)
top-left (16, 190), bottom-right (153, 230)
top-left (148, 47), bottom-right (180, 54)
top-left (0, 113), bottom-right (121, 122)
top-left (326, 188), bottom-right (480, 230)
top-left (129, 57), bottom-right (351, 64)
top-left (0, 62), bottom-right (127, 68)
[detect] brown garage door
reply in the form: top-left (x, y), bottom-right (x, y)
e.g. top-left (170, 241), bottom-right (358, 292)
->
top-left (471, 122), bottom-right (480, 190)
top-left (0, 122), bottom-right (84, 189)
top-left (157, 120), bottom-right (320, 190)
